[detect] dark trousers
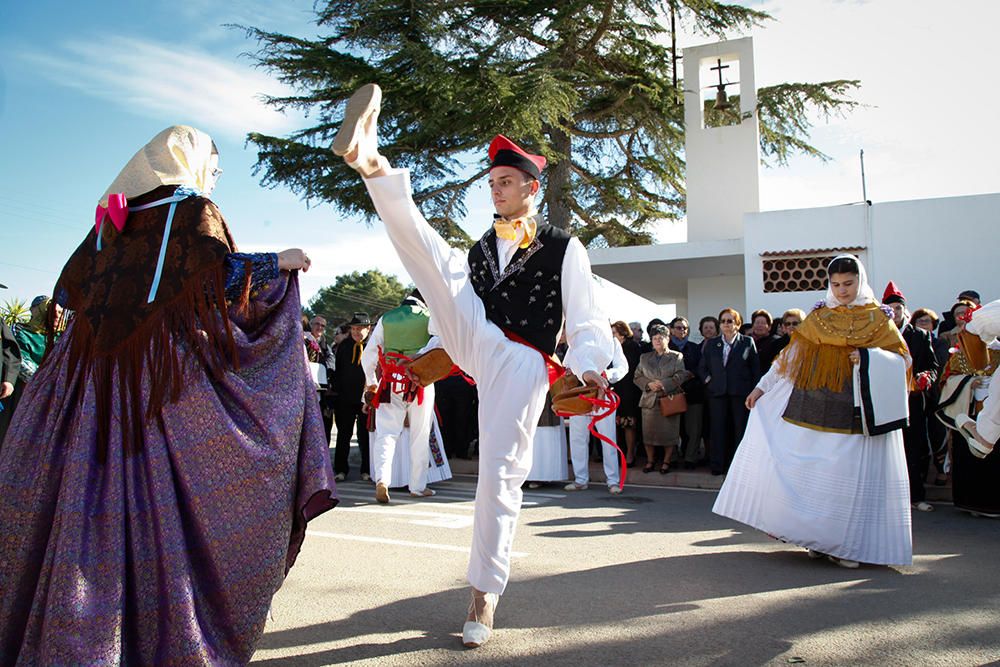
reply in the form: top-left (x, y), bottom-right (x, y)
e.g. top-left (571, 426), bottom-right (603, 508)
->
top-left (436, 384), bottom-right (475, 459)
top-left (319, 395), bottom-right (335, 445)
top-left (680, 402), bottom-right (705, 463)
top-left (708, 395), bottom-right (749, 474)
top-left (334, 401), bottom-right (370, 476)
top-left (903, 393), bottom-right (931, 503)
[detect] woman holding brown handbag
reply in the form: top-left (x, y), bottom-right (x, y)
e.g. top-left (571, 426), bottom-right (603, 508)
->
top-left (634, 324), bottom-right (692, 473)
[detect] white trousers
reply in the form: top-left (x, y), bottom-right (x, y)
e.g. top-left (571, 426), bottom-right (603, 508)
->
top-left (568, 411), bottom-right (620, 487)
top-left (365, 172), bottom-right (549, 595)
top-left (371, 385), bottom-right (435, 492)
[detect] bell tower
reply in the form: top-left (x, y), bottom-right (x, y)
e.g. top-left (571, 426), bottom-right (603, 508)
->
top-left (683, 37), bottom-right (760, 242)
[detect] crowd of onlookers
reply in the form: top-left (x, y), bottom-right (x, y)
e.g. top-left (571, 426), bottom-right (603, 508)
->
top-left (609, 308), bottom-right (807, 478)
top-left (2, 283), bottom-right (987, 511)
top-left (604, 286), bottom-right (987, 511)
top-left (296, 285), bottom-right (987, 509)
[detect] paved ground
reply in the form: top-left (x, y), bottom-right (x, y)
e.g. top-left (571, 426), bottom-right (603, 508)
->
top-left (253, 469), bottom-right (1000, 666)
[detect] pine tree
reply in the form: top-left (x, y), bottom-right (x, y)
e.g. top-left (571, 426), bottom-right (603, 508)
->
top-left (241, 1), bottom-right (858, 247)
top-left (307, 269), bottom-right (411, 325)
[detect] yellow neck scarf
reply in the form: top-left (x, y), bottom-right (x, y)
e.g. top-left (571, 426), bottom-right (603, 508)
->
top-left (352, 340), bottom-right (364, 365)
top-left (774, 303), bottom-right (910, 392)
top-left (493, 213), bottom-right (538, 249)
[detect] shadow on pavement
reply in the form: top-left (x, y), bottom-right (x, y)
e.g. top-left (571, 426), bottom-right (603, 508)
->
top-left (254, 537), bottom-right (998, 666)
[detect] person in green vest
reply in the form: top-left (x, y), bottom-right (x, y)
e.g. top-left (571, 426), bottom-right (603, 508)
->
top-left (4, 296), bottom-right (61, 433)
top-left (361, 290), bottom-right (442, 503)
top-left (12, 297), bottom-right (59, 380)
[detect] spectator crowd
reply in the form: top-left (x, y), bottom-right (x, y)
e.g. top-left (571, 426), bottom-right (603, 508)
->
top-left (2, 282), bottom-right (994, 518)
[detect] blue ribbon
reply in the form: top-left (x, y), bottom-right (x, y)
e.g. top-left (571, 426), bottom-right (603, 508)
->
top-left (97, 186), bottom-right (202, 304)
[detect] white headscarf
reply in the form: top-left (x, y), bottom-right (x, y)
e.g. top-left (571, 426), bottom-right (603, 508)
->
top-left (99, 125), bottom-right (219, 206)
top-left (824, 253), bottom-right (877, 308)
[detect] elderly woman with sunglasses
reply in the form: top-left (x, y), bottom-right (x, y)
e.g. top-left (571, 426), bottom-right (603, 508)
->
top-left (634, 324), bottom-right (692, 474)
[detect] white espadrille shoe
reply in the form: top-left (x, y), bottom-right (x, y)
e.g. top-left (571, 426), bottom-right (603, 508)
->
top-left (332, 83), bottom-right (387, 177)
top-left (462, 588), bottom-right (498, 648)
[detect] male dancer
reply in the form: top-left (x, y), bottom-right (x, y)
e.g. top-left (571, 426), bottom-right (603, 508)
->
top-left (361, 291), bottom-right (439, 502)
top-left (333, 84), bottom-right (612, 647)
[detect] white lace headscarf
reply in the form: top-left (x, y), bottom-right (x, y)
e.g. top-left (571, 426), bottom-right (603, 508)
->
top-left (824, 254), bottom-right (877, 308)
top-left (98, 125), bottom-right (219, 206)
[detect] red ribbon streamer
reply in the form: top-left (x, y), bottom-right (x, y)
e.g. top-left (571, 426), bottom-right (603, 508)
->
top-left (374, 346), bottom-right (423, 408)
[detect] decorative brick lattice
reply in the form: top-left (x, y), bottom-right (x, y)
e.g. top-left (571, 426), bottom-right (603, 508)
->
top-left (762, 254), bottom-right (837, 293)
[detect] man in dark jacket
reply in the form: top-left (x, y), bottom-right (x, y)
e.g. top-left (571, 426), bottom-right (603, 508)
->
top-left (697, 309), bottom-right (760, 475)
top-left (884, 283), bottom-right (939, 512)
top-left (0, 283), bottom-right (23, 446)
top-left (668, 317), bottom-right (705, 469)
top-left (332, 312), bottom-right (372, 481)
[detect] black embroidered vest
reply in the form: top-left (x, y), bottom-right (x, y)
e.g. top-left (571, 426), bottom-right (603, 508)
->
top-left (467, 224), bottom-right (571, 355)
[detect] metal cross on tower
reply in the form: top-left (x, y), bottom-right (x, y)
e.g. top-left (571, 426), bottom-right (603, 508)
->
top-left (710, 58), bottom-right (734, 110)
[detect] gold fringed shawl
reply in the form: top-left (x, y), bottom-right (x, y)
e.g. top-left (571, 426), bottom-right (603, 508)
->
top-left (774, 303), bottom-right (910, 392)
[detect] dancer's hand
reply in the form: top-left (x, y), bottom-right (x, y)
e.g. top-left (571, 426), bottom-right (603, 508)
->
top-left (583, 370), bottom-right (608, 398)
top-left (0, 382), bottom-right (11, 399)
top-left (745, 387), bottom-right (764, 410)
top-left (848, 349), bottom-right (861, 365)
top-left (278, 248), bottom-right (312, 272)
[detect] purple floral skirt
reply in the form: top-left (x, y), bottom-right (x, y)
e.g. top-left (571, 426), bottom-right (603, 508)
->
top-left (0, 274), bottom-right (336, 664)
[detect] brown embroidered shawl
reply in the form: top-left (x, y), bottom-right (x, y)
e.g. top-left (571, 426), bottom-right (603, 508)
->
top-left (51, 185), bottom-right (247, 461)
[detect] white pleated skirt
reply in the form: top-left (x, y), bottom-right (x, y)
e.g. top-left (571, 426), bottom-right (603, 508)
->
top-left (376, 414), bottom-right (453, 487)
top-left (713, 377), bottom-right (913, 565)
top-left (527, 422), bottom-right (569, 482)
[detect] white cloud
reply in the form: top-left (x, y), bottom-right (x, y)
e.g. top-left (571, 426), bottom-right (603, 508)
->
top-left (20, 36), bottom-right (302, 140)
top-left (241, 227), bottom-right (410, 304)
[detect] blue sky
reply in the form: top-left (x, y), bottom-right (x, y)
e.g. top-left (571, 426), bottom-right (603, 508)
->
top-left (1, 0), bottom-right (998, 322)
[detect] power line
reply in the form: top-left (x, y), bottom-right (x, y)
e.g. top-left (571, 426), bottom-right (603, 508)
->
top-left (0, 208), bottom-right (81, 231)
top-left (312, 287), bottom-right (400, 311)
top-left (0, 260), bottom-right (61, 275)
top-left (0, 193), bottom-right (81, 219)
top-left (312, 284), bottom-right (403, 310)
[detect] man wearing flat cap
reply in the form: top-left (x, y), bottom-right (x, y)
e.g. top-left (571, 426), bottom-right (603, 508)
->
top-left (332, 312), bottom-right (372, 481)
top-left (333, 83), bottom-right (612, 648)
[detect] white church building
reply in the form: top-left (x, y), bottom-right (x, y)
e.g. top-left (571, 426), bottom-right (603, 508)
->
top-left (590, 37), bottom-right (999, 331)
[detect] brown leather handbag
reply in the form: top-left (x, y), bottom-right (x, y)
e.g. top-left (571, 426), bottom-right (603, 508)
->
top-left (658, 392), bottom-right (687, 417)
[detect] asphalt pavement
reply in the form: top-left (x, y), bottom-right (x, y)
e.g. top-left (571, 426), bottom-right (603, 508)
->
top-left (252, 470), bottom-right (1000, 666)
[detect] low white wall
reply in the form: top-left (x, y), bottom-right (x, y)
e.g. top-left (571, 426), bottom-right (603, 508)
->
top-left (868, 194), bottom-right (999, 313)
top-left (686, 274), bottom-right (746, 339)
top-left (743, 193), bottom-right (999, 319)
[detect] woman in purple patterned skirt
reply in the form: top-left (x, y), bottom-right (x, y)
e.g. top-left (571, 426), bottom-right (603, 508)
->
top-left (0, 126), bottom-right (337, 664)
